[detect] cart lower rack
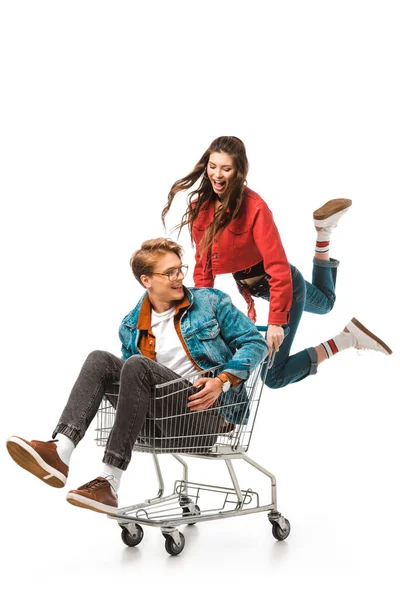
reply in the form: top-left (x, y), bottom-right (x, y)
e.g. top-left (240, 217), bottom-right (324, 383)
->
top-left (95, 353), bottom-right (290, 555)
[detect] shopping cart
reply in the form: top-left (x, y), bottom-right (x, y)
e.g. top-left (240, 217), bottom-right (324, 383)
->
top-left (95, 340), bottom-right (290, 556)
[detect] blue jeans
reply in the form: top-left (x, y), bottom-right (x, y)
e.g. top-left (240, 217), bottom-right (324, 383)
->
top-left (238, 258), bottom-right (339, 389)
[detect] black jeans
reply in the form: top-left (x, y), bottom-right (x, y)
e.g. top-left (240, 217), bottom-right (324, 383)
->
top-left (53, 352), bottom-right (223, 469)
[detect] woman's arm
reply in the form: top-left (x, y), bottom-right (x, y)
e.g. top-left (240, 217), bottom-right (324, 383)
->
top-left (214, 289), bottom-right (268, 380)
top-left (252, 201), bottom-right (293, 325)
top-left (193, 244), bottom-right (215, 287)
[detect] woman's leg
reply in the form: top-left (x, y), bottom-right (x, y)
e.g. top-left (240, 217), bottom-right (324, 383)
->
top-left (303, 257), bottom-right (339, 315)
top-left (301, 198), bottom-right (352, 315)
top-left (314, 318), bottom-right (392, 365)
top-left (258, 196), bottom-right (391, 387)
top-left (261, 266), bottom-right (317, 388)
top-left (304, 197), bottom-right (391, 364)
top-left (261, 268), bottom-right (392, 389)
top-left (302, 198), bottom-right (352, 315)
top-left (313, 197), bottom-right (352, 260)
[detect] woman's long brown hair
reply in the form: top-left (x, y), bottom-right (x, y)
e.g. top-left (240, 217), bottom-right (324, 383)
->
top-left (162, 136), bottom-right (249, 255)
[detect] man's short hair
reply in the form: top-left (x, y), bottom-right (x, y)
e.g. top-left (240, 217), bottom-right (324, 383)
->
top-left (130, 238), bottom-right (184, 286)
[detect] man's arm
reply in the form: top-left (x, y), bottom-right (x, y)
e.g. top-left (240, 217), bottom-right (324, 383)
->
top-left (187, 291), bottom-right (267, 412)
top-left (119, 323), bottom-right (132, 361)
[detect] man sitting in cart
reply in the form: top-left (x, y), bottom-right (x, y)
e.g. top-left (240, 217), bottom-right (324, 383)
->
top-left (6, 238), bottom-right (268, 516)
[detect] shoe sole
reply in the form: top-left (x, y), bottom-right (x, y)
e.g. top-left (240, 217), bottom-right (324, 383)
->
top-left (313, 198), bottom-right (352, 220)
top-left (66, 492), bottom-right (118, 515)
top-left (351, 317), bottom-right (393, 355)
top-left (6, 437), bottom-right (67, 488)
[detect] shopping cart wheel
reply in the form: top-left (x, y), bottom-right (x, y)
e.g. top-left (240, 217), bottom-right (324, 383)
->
top-left (271, 518), bottom-right (291, 541)
top-left (182, 504), bottom-right (201, 525)
top-left (164, 532), bottom-right (185, 556)
top-left (120, 524), bottom-right (144, 547)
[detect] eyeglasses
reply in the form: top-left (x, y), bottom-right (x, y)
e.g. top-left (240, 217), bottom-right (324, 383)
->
top-left (152, 265), bottom-right (188, 281)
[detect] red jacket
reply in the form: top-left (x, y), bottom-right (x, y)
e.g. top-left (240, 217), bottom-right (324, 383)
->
top-left (192, 187), bottom-right (292, 325)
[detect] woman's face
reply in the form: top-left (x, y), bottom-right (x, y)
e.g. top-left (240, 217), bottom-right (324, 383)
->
top-left (206, 152), bottom-right (236, 197)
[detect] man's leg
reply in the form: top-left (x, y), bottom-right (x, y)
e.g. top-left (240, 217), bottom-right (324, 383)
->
top-left (6, 350), bottom-right (123, 488)
top-left (66, 356), bottom-right (223, 514)
top-left (145, 373), bottom-right (224, 453)
top-left (104, 355), bottom-right (222, 467)
top-left (52, 350), bottom-right (123, 444)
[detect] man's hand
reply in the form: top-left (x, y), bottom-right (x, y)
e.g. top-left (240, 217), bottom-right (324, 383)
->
top-left (187, 377), bottom-right (223, 411)
top-left (267, 325), bottom-right (284, 356)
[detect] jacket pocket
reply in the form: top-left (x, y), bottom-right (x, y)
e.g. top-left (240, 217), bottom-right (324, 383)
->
top-left (192, 224), bottom-right (208, 248)
top-left (185, 319), bottom-right (230, 366)
top-left (193, 319), bottom-right (220, 340)
top-left (227, 223), bottom-right (250, 251)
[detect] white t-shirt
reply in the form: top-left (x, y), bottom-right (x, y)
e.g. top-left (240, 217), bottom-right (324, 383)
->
top-left (151, 306), bottom-right (199, 380)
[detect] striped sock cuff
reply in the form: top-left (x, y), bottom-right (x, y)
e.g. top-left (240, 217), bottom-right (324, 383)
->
top-left (315, 240), bottom-right (330, 254)
top-left (321, 338), bottom-right (339, 358)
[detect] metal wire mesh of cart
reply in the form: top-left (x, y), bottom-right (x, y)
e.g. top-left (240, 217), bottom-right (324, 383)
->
top-left (95, 358), bottom-right (267, 454)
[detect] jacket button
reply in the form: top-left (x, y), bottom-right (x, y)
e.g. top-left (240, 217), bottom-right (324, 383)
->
top-left (149, 341), bottom-right (153, 345)
top-left (213, 253), bottom-right (218, 259)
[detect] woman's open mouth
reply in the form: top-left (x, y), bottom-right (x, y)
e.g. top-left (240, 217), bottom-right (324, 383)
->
top-left (212, 180), bottom-right (225, 193)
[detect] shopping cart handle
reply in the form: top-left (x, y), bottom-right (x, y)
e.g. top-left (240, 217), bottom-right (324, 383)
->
top-left (256, 326), bottom-right (276, 369)
top-left (267, 350), bottom-right (276, 369)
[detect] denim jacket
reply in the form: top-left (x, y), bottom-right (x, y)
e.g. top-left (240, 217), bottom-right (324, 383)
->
top-left (119, 287), bottom-right (268, 424)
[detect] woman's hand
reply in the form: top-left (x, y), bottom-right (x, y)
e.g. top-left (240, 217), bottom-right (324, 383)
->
top-left (267, 325), bottom-right (284, 356)
top-left (187, 377), bottom-right (223, 411)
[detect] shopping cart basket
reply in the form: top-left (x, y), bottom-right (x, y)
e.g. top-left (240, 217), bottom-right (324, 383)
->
top-left (95, 343), bottom-right (290, 556)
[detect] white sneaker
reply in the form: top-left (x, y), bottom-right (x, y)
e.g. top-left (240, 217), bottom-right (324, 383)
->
top-left (313, 198), bottom-right (352, 229)
top-left (346, 318), bottom-right (392, 355)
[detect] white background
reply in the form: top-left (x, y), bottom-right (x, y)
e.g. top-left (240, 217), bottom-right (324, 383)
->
top-left (1, 1), bottom-right (399, 597)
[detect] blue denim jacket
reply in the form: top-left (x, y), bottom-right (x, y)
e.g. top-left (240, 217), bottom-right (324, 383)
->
top-left (119, 287), bottom-right (268, 424)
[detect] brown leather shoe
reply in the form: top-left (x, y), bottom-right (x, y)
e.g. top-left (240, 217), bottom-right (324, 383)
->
top-left (66, 477), bottom-right (118, 515)
top-left (313, 198), bottom-right (352, 221)
top-left (6, 436), bottom-right (69, 488)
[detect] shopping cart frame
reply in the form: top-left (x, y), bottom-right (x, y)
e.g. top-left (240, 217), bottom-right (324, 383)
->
top-left (95, 342), bottom-right (290, 555)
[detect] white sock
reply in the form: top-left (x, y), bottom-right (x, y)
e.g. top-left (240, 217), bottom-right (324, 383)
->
top-left (314, 205), bottom-right (350, 255)
top-left (100, 464), bottom-right (124, 493)
top-left (321, 330), bottom-right (355, 358)
top-left (54, 433), bottom-right (75, 465)
top-left (315, 226), bottom-right (335, 255)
